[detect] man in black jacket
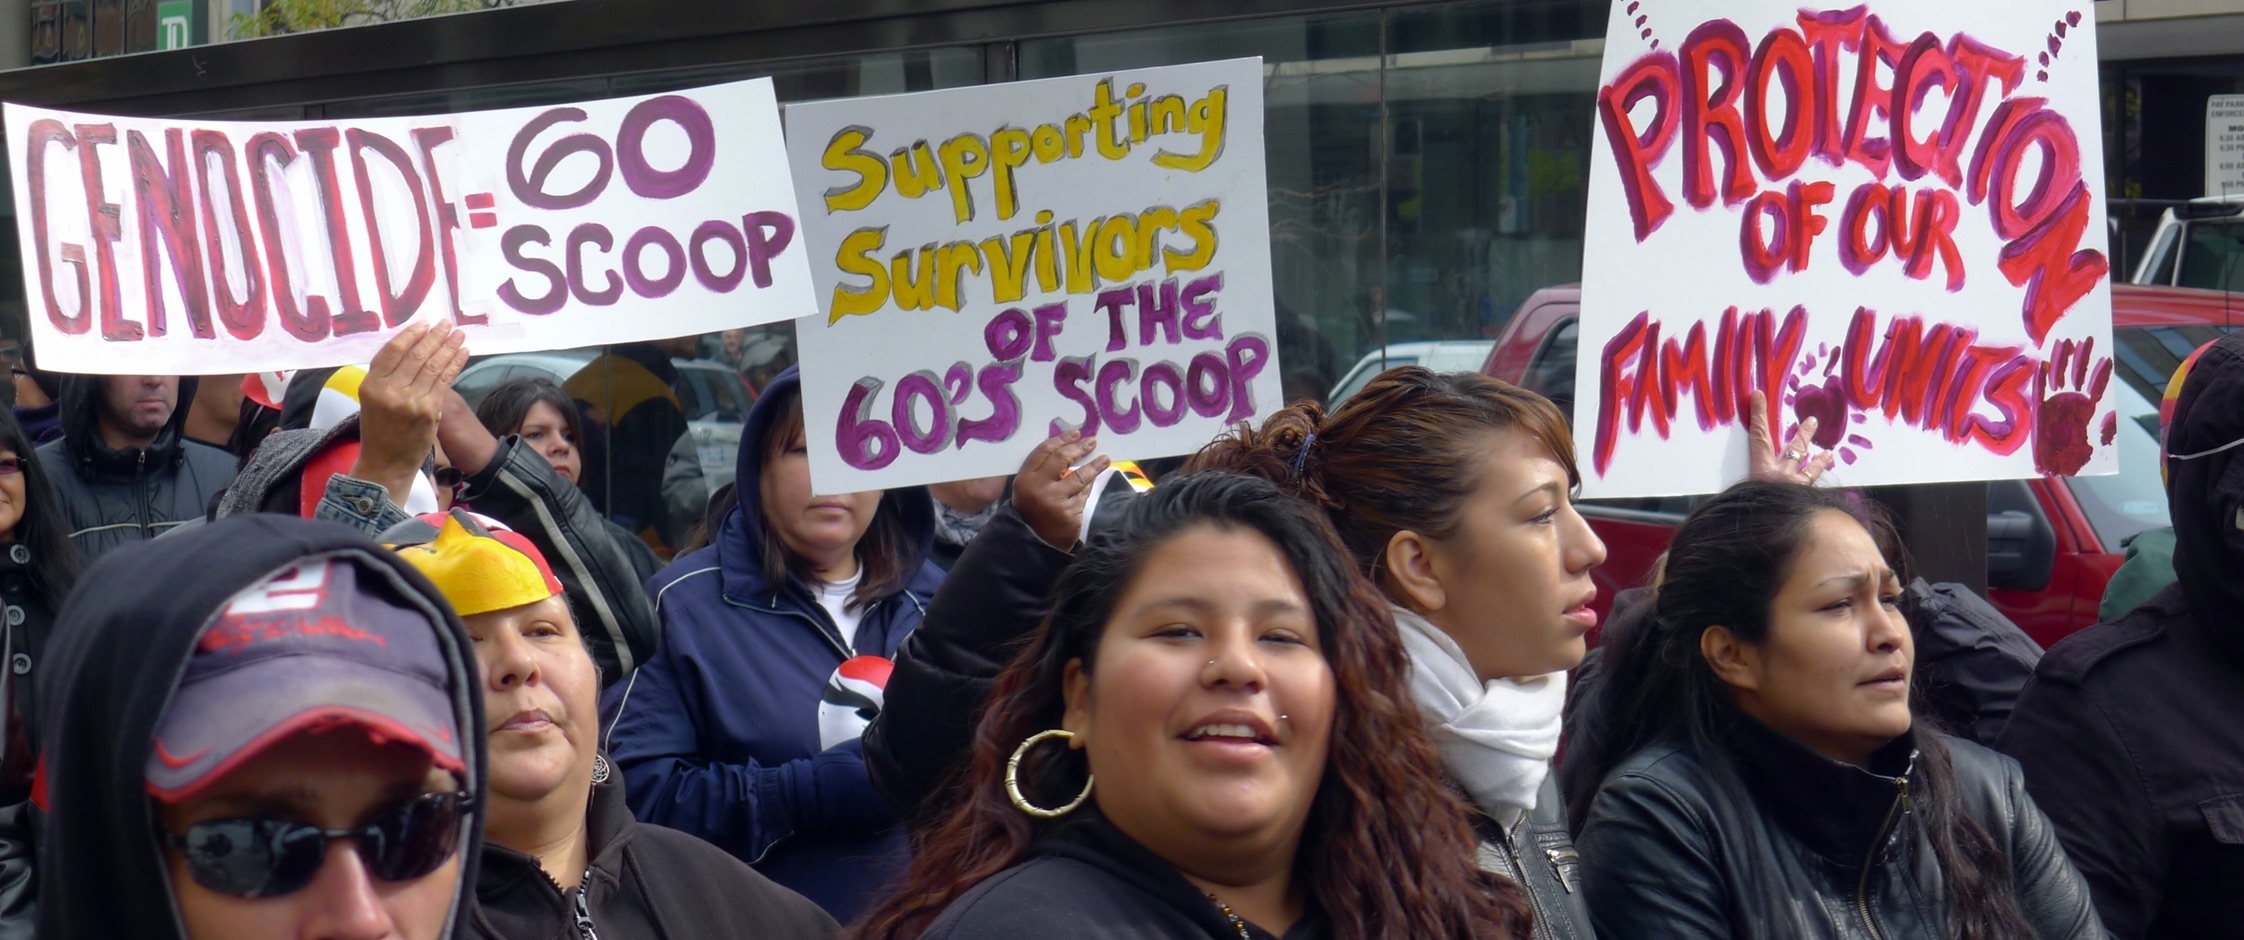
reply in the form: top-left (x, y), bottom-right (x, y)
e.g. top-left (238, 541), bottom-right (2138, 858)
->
top-left (2001, 331), bottom-right (2244, 939)
top-left (36, 373), bottom-right (234, 557)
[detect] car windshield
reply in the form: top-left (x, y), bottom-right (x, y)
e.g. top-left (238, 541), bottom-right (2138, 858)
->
top-left (2065, 378), bottom-right (2172, 550)
top-left (2177, 218), bottom-right (2244, 291)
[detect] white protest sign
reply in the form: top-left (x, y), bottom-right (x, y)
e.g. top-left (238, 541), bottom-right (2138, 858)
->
top-left (1576, 2), bottom-right (2115, 497)
top-left (5, 78), bottom-right (816, 375)
top-left (784, 57), bottom-right (1279, 494)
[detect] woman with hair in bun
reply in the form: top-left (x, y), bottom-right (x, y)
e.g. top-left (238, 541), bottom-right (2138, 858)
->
top-left (1187, 367), bottom-right (1606, 939)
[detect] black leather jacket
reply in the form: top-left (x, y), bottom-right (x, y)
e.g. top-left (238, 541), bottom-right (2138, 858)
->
top-left (1575, 719), bottom-right (2102, 940)
top-left (1473, 776), bottom-right (1591, 940)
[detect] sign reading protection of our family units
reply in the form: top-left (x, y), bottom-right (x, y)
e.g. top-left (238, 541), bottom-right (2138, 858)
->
top-left (785, 58), bottom-right (1280, 494)
top-left (1577, 1), bottom-right (2115, 497)
top-left (4, 78), bottom-right (817, 375)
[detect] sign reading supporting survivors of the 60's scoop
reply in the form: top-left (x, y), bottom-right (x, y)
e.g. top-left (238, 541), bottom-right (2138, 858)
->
top-left (4, 78), bottom-right (816, 375)
top-left (785, 58), bottom-right (1279, 494)
top-left (1576, 2), bottom-right (2114, 497)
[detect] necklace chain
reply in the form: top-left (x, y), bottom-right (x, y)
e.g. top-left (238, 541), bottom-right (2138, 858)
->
top-left (1204, 892), bottom-right (1252, 940)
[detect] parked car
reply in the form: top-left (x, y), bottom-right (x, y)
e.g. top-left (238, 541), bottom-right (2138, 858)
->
top-left (1328, 340), bottom-right (1499, 405)
top-left (1470, 283), bottom-right (2236, 648)
top-left (2129, 194), bottom-right (2244, 291)
top-left (453, 349), bottom-right (755, 492)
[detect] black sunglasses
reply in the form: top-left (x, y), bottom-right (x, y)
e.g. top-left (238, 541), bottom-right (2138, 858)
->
top-left (160, 791), bottom-right (471, 898)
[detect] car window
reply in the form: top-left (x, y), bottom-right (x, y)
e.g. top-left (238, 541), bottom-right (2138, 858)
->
top-left (673, 369), bottom-right (713, 421)
top-left (1521, 318), bottom-right (1579, 414)
top-left (703, 369), bottom-right (750, 421)
top-left (2113, 324), bottom-right (2238, 405)
top-left (454, 362), bottom-right (517, 409)
top-left (2065, 379), bottom-right (2171, 550)
top-left (1331, 354), bottom-right (1419, 406)
top-left (2177, 218), bottom-right (2244, 291)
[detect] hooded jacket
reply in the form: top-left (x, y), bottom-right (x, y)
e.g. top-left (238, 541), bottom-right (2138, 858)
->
top-left (600, 366), bottom-right (944, 922)
top-left (468, 762), bottom-right (837, 940)
top-left (2001, 331), bottom-right (2244, 938)
top-left (36, 375), bottom-right (236, 558)
top-left (32, 514), bottom-right (487, 939)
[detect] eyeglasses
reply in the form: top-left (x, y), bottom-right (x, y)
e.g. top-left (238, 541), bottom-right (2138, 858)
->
top-left (160, 790), bottom-right (470, 898)
top-left (0, 458), bottom-right (22, 476)
top-left (432, 467), bottom-right (465, 498)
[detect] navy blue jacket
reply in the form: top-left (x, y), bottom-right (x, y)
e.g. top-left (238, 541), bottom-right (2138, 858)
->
top-left (600, 367), bottom-right (943, 924)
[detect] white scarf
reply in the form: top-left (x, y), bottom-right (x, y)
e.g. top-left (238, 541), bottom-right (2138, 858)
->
top-left (1392, 604), bottom-right (1567, 828)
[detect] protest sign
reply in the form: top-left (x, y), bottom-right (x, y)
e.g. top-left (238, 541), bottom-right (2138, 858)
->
top-left (1577, 2), bottom-right (2113, 497)
top-left (5, 78), bottom-right (815, 375)
top-left (784, 57), bottom-right (1279, 494)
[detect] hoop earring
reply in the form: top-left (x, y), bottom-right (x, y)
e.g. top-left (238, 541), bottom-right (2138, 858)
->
top-left (1006, 729), bottom-right (1094, 818)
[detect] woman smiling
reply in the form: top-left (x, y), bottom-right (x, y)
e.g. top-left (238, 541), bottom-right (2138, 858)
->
top-left (860, 473), bottom-right (1524, 940)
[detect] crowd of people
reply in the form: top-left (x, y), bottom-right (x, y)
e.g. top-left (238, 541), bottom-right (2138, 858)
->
top-left (0, 314), bottom-right (2231, 940)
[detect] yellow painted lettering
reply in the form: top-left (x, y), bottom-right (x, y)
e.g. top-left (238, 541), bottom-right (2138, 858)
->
top-left (827, 226), bottom-right (891, 323)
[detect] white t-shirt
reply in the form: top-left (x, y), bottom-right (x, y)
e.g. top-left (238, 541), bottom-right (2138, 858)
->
top-left (814, 570), bottom-right (866, 654)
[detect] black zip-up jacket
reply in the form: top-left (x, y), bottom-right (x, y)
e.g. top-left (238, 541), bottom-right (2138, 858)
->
top-left (469, 765), bottom-right (834, 940)
top-left (865, 503), bottom-right (1071, 823)
top-left (920, 810), bottom-right (1331, 940)
top-left (2000, 331), bottom-right (2244, 938)
top-left (37, 376), bottom-right (234, 559)
top-left (1574, 718), bottom-right (2102, 939)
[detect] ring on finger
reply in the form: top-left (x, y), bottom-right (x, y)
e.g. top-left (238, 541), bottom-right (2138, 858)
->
top-left (1781, 448), bottom-right (1805, 462)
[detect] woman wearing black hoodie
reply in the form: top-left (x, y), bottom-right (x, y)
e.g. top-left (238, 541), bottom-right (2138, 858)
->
top-left (33, 514), bottom-right (488, 940)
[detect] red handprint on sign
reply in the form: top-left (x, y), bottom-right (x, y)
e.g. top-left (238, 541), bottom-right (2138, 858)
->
top-left (2032, 336), bottom-right (2113, 476)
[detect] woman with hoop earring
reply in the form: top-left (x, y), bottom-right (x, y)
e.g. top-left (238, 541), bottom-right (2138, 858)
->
top-left (857, 473), bottom-right (1530, 940)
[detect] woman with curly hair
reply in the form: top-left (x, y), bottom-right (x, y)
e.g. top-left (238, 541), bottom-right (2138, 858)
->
top-left (859, 472), bottom-right (1526, 940)
top-left (1189, 367), bottom-right (1606, 938)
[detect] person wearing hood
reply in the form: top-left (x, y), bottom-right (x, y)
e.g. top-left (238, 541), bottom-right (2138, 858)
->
top-left (600, 366), bottom-right (943, 922)
top-left (388, 510), bottom-right (836, 940)
top-left (34, 513), bottom-right (487, 939)
top-left (35, 372), bottom-right (235, 557)
top-left (2000, 331), bottom-right (2244, 938)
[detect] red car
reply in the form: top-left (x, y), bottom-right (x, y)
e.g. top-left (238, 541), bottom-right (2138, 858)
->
top-left (1482, 283), bottom-right (2236, 649)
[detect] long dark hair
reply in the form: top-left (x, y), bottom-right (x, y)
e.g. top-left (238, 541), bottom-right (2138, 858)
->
top-left (857, 473), bottom-right (1529, 940)
top-left (0, 407), bottom-right (81, 605)
top-left (1189, 366), bottom-right (1577, 590)
top-left (475, 377), bottom-right (581, 443)
top-left (754, 384), bottom-right (914, 611)
top-left (1564, 480), bottom-right (2033, 940)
